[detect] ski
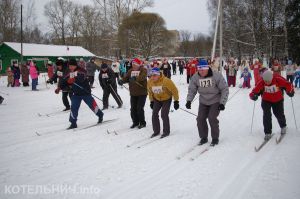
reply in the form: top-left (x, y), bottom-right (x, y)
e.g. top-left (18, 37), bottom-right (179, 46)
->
top-left (107, 127), bottom-right (141, 136)
top-left (190, 146), bottom-right (210, 161)
top-left (136, 137), bottom-right (162, 149)
top-left (37, 110), bottom-right (69, 117)
top-left (106, 129), bottom-right (118, 135)
top-left (254, 134), bottom-right (274, 152)
top-left (73, 118), bottom-right (118, 131)
top-left (276, 133), bottom-right (286, 144)
top-left (176, 144), bottom-right (200, 160)
top-left (126, 137), bottom-right (151, 148)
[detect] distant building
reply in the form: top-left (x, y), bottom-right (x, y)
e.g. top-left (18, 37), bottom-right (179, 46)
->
top-left (0, 42), bottom-right (95, 74)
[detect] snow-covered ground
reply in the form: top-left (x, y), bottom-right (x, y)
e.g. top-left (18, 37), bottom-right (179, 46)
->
top-left (0, 71), bottom-right (299, 199)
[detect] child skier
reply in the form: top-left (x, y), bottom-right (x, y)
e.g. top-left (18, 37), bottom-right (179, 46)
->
top-left (147, 67), bottom-right (179, 138)
top-left (60, 59), bottom-right (104, 129)
top-left (240, 67), bottom-right (252, 88)
top-left (249, 70), bottom-right (294, 140)
top-left (186, 59), bottom-right (229, 146)
top-left (294, 65), bottom-right (300, 88)
top-left (99, 63), bottom-right (123, 109)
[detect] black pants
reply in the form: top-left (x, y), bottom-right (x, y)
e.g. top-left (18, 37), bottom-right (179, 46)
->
top-left (261, 100), bottom-right (286, 134)
top-left (286, 75), bottom-right (294, 84)
top-left (152, 99), bottom-right (172, 135)
top-left (62, 91), bottom-right (73, 109)
top-left (103, 85), bottom-right (123, 108)
top-left (88, 76), bottom-right (94, 87)
top-left (130, 95), bottom-right (147, 125)
top-left (187, 75), bottom-right (191, 84)
top-left (179, 67), bottom-right (184, 75)
top-left (172, 68), bottom-right (176, 75)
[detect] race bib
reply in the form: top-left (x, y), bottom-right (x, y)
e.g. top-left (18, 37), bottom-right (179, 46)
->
top-left (254, 65), bottom-right (259, 69)
top-left (152, 86), bottom-right (163, 94)
top-left (69, 71), bottom-right (78, 78)
top-left (164, 65), bottom-right (168, 69)
top-left (57, 71), bottom-right (63, 77)
top-left (264, 85), bottom-right (278, 93)
top-left (102, 73), bottom-right (109, 78)
top-left (199, 78), bottom-right (213, 88)
top-left (131, 71), bottom-right (140, 77)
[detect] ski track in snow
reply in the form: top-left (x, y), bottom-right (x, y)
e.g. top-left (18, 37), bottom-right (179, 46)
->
top-left (0, 71), bottom-right (300, 199)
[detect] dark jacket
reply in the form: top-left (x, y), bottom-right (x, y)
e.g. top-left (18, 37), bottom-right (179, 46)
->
top-left (122, 67), bottom-right (148, 96)
top-left (12, 66), bottom-right (21, 79)
top-left (99, 67), bottom-right (117, 89)
top-left (49, 65), bottom-right (70, 91)
top-left (160, 63), bottom-right (171, 78)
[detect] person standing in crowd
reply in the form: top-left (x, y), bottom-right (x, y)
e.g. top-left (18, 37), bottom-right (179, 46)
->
top-left (171, 60), bottom-right (177, 75)
top-left (224, 58), bottom-right (238, 87)
top-left (6, 66), bottom-right (14, 87)
top-left (86, 57), bottom-right (98, 88)
top-left (47, 61), bottom-right (54, 80)
top-left (59, 59), bottom-right (104, 129)
top-left (285, 60), bottom-right (295, 84)
top-left (47, 59), bottom-right (72, 111)
top-left (78, 58), bottom-right (86, 70)
top-left (99, 63), bottom-right (123, 109)
top-left (272, 59), bottom-right (282, 76)
top-left (160, 59), bottom-right (172, 79)
top-left (118, 58), bottom-right (148, 129)
top-left (250, 59), bottom-right (263, 86)
top-left (250, 70), bottom-right (294, 140)
top-left (178, 59), bottom-right (185, 75)
top-left (147, 67), bottom-right (179, 138)
top-left (111, 59), bottom-right (121, 80)
top-left (186, 58), bottom-right (197, 84)
top-left (119, 58), bottom-right (127, 78)
top-left (29, 61), bottom-right (39, 91)
top-left (21, 62), bottom-right (30, 87)
top-left (12, 61), bottom-right (21, 87)
top-left (186, 59), bottom-right (229, 146)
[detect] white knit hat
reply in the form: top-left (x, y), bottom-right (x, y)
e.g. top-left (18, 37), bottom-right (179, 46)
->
top-left (262, 70), bottom-right (273, 82)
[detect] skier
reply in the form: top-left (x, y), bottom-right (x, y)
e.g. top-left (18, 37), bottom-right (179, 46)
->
top-left (250, 59), bottom-right (263, 85)
top-left (285, 60), bottom-right (296, 84)
top-left (224, 58), bottom-right (238, 87)
top-left (60, 59), bottom-right (104, 129)
top-left (118, 58), bottom-right (148, 129)
top-left (178, 59), bottom-right (184, 75)
top-left (186, 59), bottom-right (229, 146)
top-left (271, 59), bottom-right (282, 76)
top-left (171, 60), bottom-right (177, 75)
top-left (240, 67), bottom-right (252, 89)
top-left (295, 65), bottom-right (300, 88)
top-left (186, 59), bottom-right (197, 84)
top-left (47, 59), bottom-right (72, 111)
top-left (99, 63), bottom-right (123, 109)
top-left (86, 57), bottom-right (99, 88)
top-left (147, 67), bottom-right (179, 138)
top-left (160, 59), bottom-right (172, 79)
top-left (249, 70), bottom-right (294, 140)
top-left (111, 59), bottom-right (121, 80)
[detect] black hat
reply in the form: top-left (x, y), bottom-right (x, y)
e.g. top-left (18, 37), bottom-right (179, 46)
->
top-left (69, 59), bottom-right (78, 66)
top-left (101, 63), bottom-right (108, 69)
top-left (56, 59), bottom-right (64, 66)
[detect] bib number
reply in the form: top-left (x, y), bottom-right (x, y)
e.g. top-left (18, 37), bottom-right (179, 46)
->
top-left (102, 73), bottom-right (109, 78)
top-left (152, 86), bottom-right (163, 94)
top-left (199, 78), bottom-right (212, 88)
top-left (57, 71), bottom-right (63, 77)
top-left (70, 71), bottom-right (78, 78)
top-left (131, 71), bottom-right (140, 77)
top-left (264, 85), bottom-right (278, 93)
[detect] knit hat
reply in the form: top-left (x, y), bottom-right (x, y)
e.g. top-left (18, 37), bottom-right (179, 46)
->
top-left (150, 67), bottom-right (160, 76)
top-left (132, 58), bottom-right (142, 66)
top-left (56, 59), bottom-right (64, 66)
top-left (47, 61), bottom-right (52, 65)
top-left (197, 59), bottom-right (209, 70)
top-left (68, 59), bottom-right (78, 67)
top-left (262, 70), bottom-right (273, 82)
top-left (243, 67), bottom-right (248, 72)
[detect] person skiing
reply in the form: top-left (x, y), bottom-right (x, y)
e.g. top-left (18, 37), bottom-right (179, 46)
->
top-left (147, 67), bottom-right (179, 138)
top-left (271, 59), bottom-right (282, 76)
top-left (60, 59), bottom-right (104, 129)
top-left (178, 59), bottom-right (185, 75)
top-left (250, 59), bottom-right (263, 85)
top-left (186, 59), bottom-right (229, 146)
top-left (86, 57), bottom-right (99, 88)
top-left (240, 67), bottom-right (252, 89)
top-left (99, 63), bottom-right (123, 109)
top-left (171, 60), bottom-right (177, 75)
top-left (160, 59), bottom-right (172, 79)
top-left (285, 60), bottom-right (296, 84)
top-left (186, 59), bottom-right (197, 84)
top-left (249, 70), bottom-right (294, 140)
top-left (224, 58), bottom-right (238, 87)
top-left (47, 59), bottom-right (72, 111)
top-left (118, 58), bottom-right (148, 129)
top-left (294, 65), bottom-right (300, 88)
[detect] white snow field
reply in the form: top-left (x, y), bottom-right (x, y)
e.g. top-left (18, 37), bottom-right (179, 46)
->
top-left (0, 71), bottom-right (299, 199)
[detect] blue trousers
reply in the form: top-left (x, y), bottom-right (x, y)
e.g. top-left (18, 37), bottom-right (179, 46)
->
top-left (32, 78), bottom-right (38, 90)
top-left (69, 95), bottom-right (103, 124)
top-left (295, 77), bottom-right (300, 88)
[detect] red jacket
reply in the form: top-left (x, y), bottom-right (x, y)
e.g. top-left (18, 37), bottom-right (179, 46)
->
top-left (186, 60), bottom-right (197, 76)
top-left (249, 75), bottom-right (294, 103)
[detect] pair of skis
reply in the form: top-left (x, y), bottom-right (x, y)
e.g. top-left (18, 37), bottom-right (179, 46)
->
top-left (254, 133), bottom-right (286, 152)
top-left (126, 134), bottom-right (171, 149)
top-left (176, 143), bottom-right (212, 161)
top-left (37, 110), bottom-right (69, 117)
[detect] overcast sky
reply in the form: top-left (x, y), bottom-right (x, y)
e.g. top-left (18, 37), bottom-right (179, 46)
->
top-left (21, 0), bottom-right (211, 35)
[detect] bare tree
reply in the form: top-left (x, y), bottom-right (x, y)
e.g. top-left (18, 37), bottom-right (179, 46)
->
top-left (68, 4), bottom-right (82, 45)
top-left (179, 30), bottom-right (192, 57)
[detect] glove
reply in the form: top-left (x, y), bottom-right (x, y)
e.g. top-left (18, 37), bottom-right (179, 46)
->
top-left (129, 76), bottom-right (136, 82)
top-left (185, 101), bottom-right (191, 109)
top-left (287, 91), bottom-right (294, 97)
top-left (118, 79), bottom-right (123, 86)
top-left (67, 78), bottom-right (75, 84)
top-left (251, 94), bottom-right (258, 101)
top-left (150, 101), bottom-right (154, 109)
top-left (174, 101), bottom-right (179, 110)
top-left (54, 88), bottom-right (60, 94)
top-left (218, 104), bottom-right (225, 111)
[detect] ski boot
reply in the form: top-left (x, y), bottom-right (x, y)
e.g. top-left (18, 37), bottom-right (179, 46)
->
top-left (138, 122), bottom-right (146, 129)
top-left (199, 137), bottom-right (208, 145)
top-left (151, 133), bottom-right (160, 138)
top-left (63, 107), bottom-right (70, 111)
top-left (281, 127), bottom-right (287, 135)
top-left (130, 123), bottom-right (139, 129)
top-left (160, 133), bottom-right (169, 139)
top-left (264, 134), bottom-right (272, 141)
top-left (67, 123), bottom-right (77, 129)
top-left (210, 138), bottom-right (219, 146)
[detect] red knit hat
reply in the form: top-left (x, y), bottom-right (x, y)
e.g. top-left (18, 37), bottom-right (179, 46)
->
top-left (132, 58), bottom-right (142, 65)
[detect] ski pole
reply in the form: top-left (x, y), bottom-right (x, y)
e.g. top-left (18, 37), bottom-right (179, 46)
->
top-left (179, 107), bottom-right (197, 117)
top-left (122, 85), bottom-right (129, 91)
top-left (290, 97), bottom-right (298, 130)
top-left (73, 82), bottom-right (103, 102)
top-left (227, 87), bottom-right (242, 103)
top-left (250, 100), bottom-right (256, 134)
top-left (192, 95), bottom-right (199, 103)
top-left (109, 84), bottom-right (123, 105)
